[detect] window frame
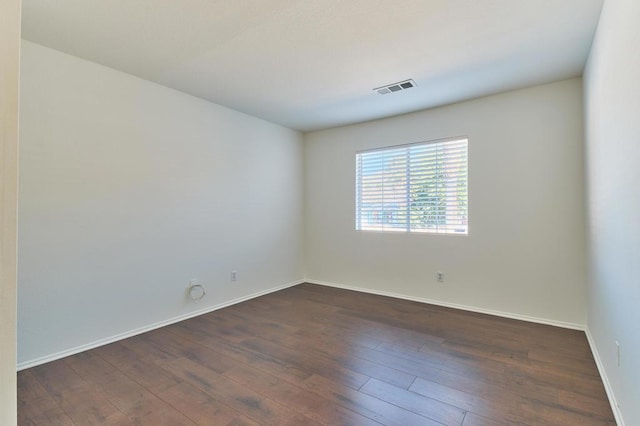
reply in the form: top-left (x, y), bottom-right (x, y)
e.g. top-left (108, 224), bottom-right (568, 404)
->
top-left (355, 136), bottom-right (469, 235)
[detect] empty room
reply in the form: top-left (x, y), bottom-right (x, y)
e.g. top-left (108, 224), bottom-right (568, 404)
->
top-left (2, 0), bottom-right (639, 425)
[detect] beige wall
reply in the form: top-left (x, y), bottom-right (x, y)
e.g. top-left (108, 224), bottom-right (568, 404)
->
top-left (18, 41), bottom-right (304, 367)
top-left (305, 79), bottom-right (587, 327)
top-left (584, 0), bottom-right (640, 424)
top-left (0, 0), bottom-right (20, 424)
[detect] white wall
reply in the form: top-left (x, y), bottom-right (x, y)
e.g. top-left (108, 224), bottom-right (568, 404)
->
top-left (584, 0), bottom-right (640, 424)
top-left (305, 79), bottom-right (587, 326)
top-left (1, 0), bottom-right (20, 423)
top-left (18, 41), bottom-right (304, 367)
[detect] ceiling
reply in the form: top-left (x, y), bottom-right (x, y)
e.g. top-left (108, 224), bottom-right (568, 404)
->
top-left (21, 0), bottom-right (604, 132)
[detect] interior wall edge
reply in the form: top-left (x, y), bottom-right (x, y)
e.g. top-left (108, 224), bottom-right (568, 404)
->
top-left (17, 278), bottom-right (304, 371)
top-left (585, 327), bottom-right (626, 426)
top-left (0, 0), bottom-right (21, 423)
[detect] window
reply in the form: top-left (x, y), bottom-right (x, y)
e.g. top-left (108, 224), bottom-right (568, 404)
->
top-left (356, 137), bottom-right (468, 234)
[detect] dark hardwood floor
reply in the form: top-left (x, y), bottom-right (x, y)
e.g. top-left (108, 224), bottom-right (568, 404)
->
top-left (18, 283), bottom-right (616, 425)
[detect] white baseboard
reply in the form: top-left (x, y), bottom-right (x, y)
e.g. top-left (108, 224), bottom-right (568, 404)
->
top-left (306, 279), bottom-right (585, 330)
top-left (17, 279), bottom-right (304, 371)
top-left (585, 328), bottom-right (625, 426)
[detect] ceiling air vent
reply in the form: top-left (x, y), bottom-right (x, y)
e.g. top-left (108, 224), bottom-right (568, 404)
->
top-left (374, 79), bottom-right (416, 95)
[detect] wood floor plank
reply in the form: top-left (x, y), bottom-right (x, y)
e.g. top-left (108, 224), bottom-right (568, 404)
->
top-left (166, 320), bottom-right (313, 383)
top-left (65, 351), bottom-right (197, 425)
top-left (224, 364), bottom-right (380, 425)
top-left (230, 316), bottom-right (415, 388)
top-left (162, 356), bottom-right (320, 425)
top-left (64, 352), bottom-right (149, 411)
top-left (92, 340), bottom-right (146, 366)
top-left (241, 302), bottom-right (387, 349)
top-left (117, 332), bottom-right (181, 365)
top-left (170, 313), bottom-right (372, 391)
top-left (506, 362), bottom-right (609, 399)
top-left (157, 381), bottom-right (257, 426)
top-left (18, 283), bottom-right (616, 425)
top-left (29, 359), bottom-right (124, 425)
top-left (527, 348), bottom-right (601, 377)
top-left (243, 291), bottom-right (431, 349)
top-left (303, 374), bottom-right (442, 426)
top-left (225, 308), bottom-right (417, 389)
top-left (377, 340), bottom-right (508, 382)
top-left (239, 337), bottom-right (370, 390)
top-left (17, 371), bottom-right (75, 426)
top-left (353, 343), bottom-right (512, 400)
top-left (119, 356), bottom-right (184, 393)
top-left (360, 377), bottom-right (466, 425)
top-left (143, 326), bottom-right (238, 375)
top-left (409, 376), bottom-right (519, 424)
top-left (120, 396), bottom-right (198, 425)
top-left (292, 338), bottom-right (417, 389)
top-left (556, 388), bottom-right (616, 418)
top-left (461, 412), bottom-right (508, 426)
top-left (515, 399), bottom-right (617, 426)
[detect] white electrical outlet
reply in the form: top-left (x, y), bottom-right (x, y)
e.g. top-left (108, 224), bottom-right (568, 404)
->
top-left (616, 341), bottom-right (620, 367)
top-left (231, 270), bottom-right (237, 282)
top-left (437, 271), bottom-right (444, 283)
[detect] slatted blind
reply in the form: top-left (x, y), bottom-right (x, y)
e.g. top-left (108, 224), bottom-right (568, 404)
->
top-left (356, 137), bottom-right (468, 234)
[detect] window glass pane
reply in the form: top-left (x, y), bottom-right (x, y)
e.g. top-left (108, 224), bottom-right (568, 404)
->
top-left (356, 138), bottom-right (468, 234)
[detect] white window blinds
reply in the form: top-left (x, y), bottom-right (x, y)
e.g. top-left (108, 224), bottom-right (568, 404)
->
top-left (356, 137), bottom-right (468, 234)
